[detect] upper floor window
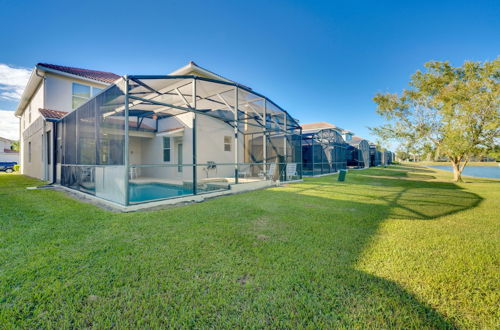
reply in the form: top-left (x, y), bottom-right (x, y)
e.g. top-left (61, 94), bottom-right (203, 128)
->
top-left (224, 136), bottom-right (232, 152)
top-left (72, 83), bottom-right (104, 109)
top-left (72, 83), bottom-right (91, 109)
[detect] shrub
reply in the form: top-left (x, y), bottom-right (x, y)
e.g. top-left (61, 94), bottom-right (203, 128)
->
top-left (13, 164), bottom-right (20, 172)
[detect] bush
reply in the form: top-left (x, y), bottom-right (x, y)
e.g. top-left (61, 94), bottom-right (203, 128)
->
top-left (13, 164), bottom-right (20, 172)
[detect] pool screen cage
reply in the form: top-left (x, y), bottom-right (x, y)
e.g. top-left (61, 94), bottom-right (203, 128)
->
top-left (346, 139), bottom-right (370, 169)
top-left (301, 129), bottom-right (347, 176)
top-left (59, 75), bottom-right (302, 205)
top-left (369, 144), bottom-right (381, 167)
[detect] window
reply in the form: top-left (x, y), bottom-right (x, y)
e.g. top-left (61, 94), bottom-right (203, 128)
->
top-left (28, 105), bottom-right (31, 123)
top-left (47, 131), bottom-right (51, 165)
top-left (224, 136), bottom-right (232, 152)
top-left (72, 84), bottom-right (103, 109)
top-left (163, 137), bottom-right (171, 162)
top-left (28, 141), bottom-right (31, 162)
top-left (93, 87), bottom-right (103, 96)
top-left (72, 83), bottom-right (91, 109)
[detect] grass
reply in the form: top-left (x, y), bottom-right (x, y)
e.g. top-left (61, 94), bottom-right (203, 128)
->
top-left (0, 165), bottom-right (498, 328)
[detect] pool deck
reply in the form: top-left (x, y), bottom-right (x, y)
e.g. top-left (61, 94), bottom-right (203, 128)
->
top-left (55, 179), bottom-right (285, 212)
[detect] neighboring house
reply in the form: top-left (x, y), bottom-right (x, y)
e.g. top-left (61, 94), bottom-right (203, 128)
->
top-left (16, 61), bottom-right (302, 206)
top-left (300, 122), bottom-right (347, 176)
top-left (0, 137), bottom-right (19, 163)
top-left (369, 142), bottom-right (382, 167)
top-left (301, 122), bottom-right (354, 142)
top-left (346, 136), bottom-right (370, 168)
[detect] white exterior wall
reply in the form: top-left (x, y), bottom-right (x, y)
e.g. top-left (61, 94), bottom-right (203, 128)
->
top-left (129, 113), bottom-right (244, 183)
top-left (196, 114), bottom-right (244, 180)
top-left (44, 73), bottom-right (107, 113)
top-left (19, 81), bottom-right (44, 176)
top-left (0, 153), bottom-right (19, 163)
top-left (135, 113), bottom-right (194, 183)
top-left (21, 117), bottom-right (44, 179)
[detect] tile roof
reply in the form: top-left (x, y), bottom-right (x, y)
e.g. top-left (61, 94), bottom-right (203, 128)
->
top-left (38, 63), bottom-right (121, 84)
top-left (39, 108), bottom-right (67, 119)
top-left (3, 148), bottom-right (19, 154)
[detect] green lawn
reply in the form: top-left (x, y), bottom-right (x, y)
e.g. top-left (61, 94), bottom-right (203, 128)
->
top-left (1, 166), bottom-right (498, 328)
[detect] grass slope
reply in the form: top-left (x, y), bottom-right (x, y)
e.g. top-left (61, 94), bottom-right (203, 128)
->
top-left (0, 166), bottom-right (498, 328)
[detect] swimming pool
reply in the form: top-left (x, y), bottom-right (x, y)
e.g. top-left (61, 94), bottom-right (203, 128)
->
top-left (129, 183), bottom-right (195, 203)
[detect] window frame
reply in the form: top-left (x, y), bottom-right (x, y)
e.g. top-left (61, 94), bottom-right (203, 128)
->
top-left (163, 137), bottom-right (171, 162)
top-left (72, 83), bottom-right (104, 109)
top-left (224, 136), bottom-right (232, 152)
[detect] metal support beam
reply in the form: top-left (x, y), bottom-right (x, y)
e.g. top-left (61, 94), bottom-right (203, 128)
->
top-left (217, 93), bottom-right (234, 113)
top-left (283, 113), bottom-right (287, 165)
top-left (124, 77), bottom-right (130, 206)
top-left (192, 79), bottom-right (197, 195)
top-left (175, 87), bottom-right (192, 108)
top-left (263, 98), bottom-right (267, 168)
top-left (234, 87), bottom-right (239, 184)
top-left (299, 127), bottom-right (303, 179)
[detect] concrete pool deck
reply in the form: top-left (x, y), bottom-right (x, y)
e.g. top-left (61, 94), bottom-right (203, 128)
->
top-left (53, 179), bottom-right (294, 212)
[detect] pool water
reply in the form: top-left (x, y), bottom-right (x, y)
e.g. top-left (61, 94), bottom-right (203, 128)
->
top-left (427, 165), bottom-right (500, 179)
top-left (129, 183), bottom-right (194, 203)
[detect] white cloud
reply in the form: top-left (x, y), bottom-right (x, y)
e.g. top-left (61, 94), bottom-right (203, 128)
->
top-left (0, 64), bottom-right (31, 101)
top-left (0, 110), bottom-right (19, 140)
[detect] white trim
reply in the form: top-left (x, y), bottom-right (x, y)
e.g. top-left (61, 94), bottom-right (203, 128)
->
top-left (156, 128), bottom-right (185, 137)
top-left (169, 62), bottom-right (233, 83)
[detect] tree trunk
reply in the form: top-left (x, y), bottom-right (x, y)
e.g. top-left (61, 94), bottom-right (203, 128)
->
top-left (450, 160), bottom-right (463, 182)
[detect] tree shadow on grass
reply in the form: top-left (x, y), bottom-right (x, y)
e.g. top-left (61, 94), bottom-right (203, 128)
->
top-left (0, 168), bottom-right (483, 328)
top-left (246, 166), bottom-right (483, 326)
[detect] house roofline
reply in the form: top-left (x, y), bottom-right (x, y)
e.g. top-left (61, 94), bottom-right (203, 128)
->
top-left (15, 64), bottom-right (121, 117)
top-left (169, 61), bottom-right (233, 83)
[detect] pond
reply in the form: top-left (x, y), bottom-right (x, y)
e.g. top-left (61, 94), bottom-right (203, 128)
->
top-left (427, 165), bottom-right (500, 179)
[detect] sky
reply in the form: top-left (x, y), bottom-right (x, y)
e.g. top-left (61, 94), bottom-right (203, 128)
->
top-left (0, 0), bottom-right (499, 142)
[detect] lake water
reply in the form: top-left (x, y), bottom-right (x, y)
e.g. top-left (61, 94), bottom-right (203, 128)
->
top-left (427, 165), bottom-right (500, 179)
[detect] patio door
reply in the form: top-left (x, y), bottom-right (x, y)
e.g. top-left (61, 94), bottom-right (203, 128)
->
top-left (177, 143), bottom-right (183, 172)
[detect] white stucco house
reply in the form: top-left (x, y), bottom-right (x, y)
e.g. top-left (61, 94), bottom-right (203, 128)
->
top-left (0, 136), bottom-right (19, 163)
top-left (16, 62), bottom-right (302, 207)
top-left (15, 63), bottom-right (118, 181)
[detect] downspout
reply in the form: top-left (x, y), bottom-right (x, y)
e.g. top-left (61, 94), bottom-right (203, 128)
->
top-left (51, 122), bottom-right (57, 184)
top-left (42, 120), bottom-right (46, 180)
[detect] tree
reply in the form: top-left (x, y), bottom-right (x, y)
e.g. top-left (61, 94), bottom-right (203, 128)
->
top-left (10, 140), bottom-right (19, 152)
top-left (371, 57), bottom-right (500, 182)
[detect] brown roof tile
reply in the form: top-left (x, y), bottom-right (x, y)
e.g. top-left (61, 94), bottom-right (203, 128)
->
top-left (38, 63), bottom-right (120, 84)
top-left (39, 108), bottom-right (67, 119)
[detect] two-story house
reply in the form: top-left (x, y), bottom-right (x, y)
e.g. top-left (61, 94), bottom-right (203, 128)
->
top-left (15, 63), bottom-right (120, 181)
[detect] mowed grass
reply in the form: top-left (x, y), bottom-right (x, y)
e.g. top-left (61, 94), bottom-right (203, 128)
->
top-left (0, 165), bottom-right (498, 328)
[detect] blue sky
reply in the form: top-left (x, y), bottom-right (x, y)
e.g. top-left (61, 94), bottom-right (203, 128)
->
top-left (0, 0), bottom-right (499, 142)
